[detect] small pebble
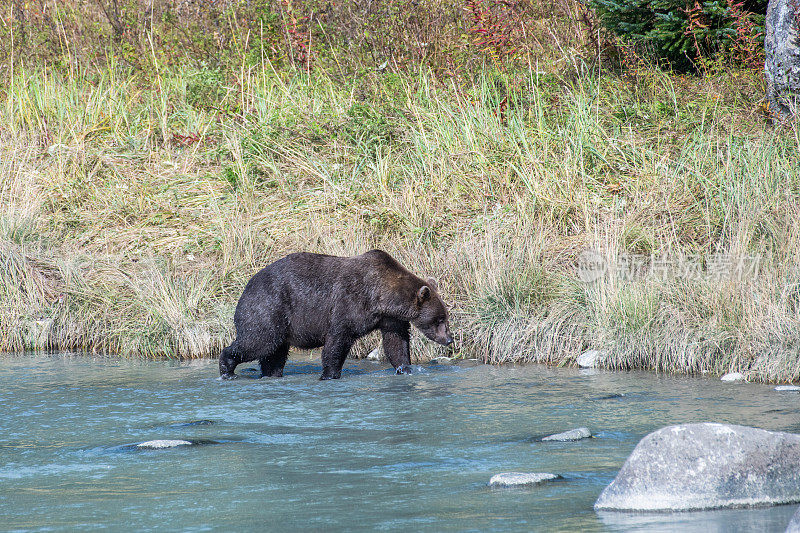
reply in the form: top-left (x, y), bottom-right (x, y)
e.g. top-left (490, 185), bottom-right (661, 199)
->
top-left (136, 440), bottom-right (192, 449)
top-left (542, 427), bottom-right (592, 442)
top-left (489, 472), bottom-right (560, 487)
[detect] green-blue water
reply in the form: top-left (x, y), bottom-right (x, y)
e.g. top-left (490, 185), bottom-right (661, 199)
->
top-left (0, 353), bottom-right (798, 532)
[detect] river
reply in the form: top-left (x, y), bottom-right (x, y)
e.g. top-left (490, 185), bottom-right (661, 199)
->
top-left (0, 353), bottom-right (797, 531)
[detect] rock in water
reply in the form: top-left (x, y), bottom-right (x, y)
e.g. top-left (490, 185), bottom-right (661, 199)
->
top-left (137, 439), bottom-right (193, 449)
top-left (366, 348), bottom-right (382, 361)
top-left (720, 372), bottom-right (745, 382)
top-left (766, 0), bottom-right (800, 119)
top-left (577, 350), bottom-right (604, 368)
top-left (542, 427), bottom-right (592, 442)
top-left (595, 423), bottom-right (800, 511)
top-left (776, 385), bottom-right (800, 392)
top-left (787, 505), bottom-right (800, 533)
top-left (489, 472), bottom-right (560, 487)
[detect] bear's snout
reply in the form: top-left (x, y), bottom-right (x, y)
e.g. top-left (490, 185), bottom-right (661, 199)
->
top-left (435, 332), bottom-right (454, 347)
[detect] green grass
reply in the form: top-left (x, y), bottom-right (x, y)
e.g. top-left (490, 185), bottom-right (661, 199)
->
top-left (2, 62), bottom-right (800, 382)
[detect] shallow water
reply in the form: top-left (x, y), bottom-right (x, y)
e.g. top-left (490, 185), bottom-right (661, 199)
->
top-left (0, 353), bottom-right (798, 532)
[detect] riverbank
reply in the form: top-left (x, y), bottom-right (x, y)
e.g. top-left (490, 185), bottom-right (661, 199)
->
top-left (2, 64), bottom-right (799, 382)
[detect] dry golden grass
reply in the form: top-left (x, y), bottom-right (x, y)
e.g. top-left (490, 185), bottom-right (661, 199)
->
top-left (2, 63), bottom-right (800, 382)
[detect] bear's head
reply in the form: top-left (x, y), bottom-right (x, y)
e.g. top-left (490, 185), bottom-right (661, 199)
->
top-left (411, 278), bottom-right (453, 347)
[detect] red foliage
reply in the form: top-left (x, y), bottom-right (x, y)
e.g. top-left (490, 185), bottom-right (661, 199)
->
top-left (280, 0), bottom-right (313, 69)
top-left (728, 0), bottom-right (764, 70)
top-left (464, 0), bottom-right (519, 66)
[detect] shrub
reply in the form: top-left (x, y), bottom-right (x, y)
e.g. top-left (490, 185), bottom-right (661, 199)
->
top-left (589, 0), bottom-right (767, 71)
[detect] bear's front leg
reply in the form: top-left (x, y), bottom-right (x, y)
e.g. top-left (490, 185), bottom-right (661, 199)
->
top-left (380, 319), bottom-right (411, 374)
top-left (320, 335), bottom-right (354, 380)
top-left (219, 343), bottom-right (241, 379)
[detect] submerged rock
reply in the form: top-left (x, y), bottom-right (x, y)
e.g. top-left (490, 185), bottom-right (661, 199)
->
top-left (787, 505), bottom-right (800, 532)
top-left (594, 393), bottom-right (626, 400)
top-left (489, 472), bottom-right (560, 487)
top-left (542, 427), bottom-right (592, 442)
top-left (720, 372), bottom-right (745, 382)
top-left (776, 385), bottom-right (800, 392)
top-left (430, 356), bottom-right (454, 365)
top-left (169, 420), bottom-right (215, 428)
top-left (595, 423), bottom-right (800, 511)
top-left (577, 350), bottom-right (605, 368)
top-left (137, 439), bottom-right (193, 449)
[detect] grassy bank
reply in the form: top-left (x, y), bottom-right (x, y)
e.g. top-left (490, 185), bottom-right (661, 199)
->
top-left (2, 61), bottom-right (799, 382)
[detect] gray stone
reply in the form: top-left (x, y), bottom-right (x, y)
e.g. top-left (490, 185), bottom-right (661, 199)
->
top-left (595, 423), bottom-right (800, 511)
top-left (46, 143), bottom-right (72, 157)
top-left (366, 348), bottom-right (382, 361)
top-left (430, 356), bottom-right (454, 365)
top-left (489, 472), bottom-right (560, 487)
top-left (766, 0), bottom-right (800, 119)
top-left (137, 439), bottom-right (193, 449)
top-left (787, 505), bottom-right (800, 533)
top-left (577, 350), bottom-right (605, 368)
top-left (720, 372), bottom-right (745, 382)
top-left (542, 427), bottom-right (592, 442)
top-left (776, 385), bottom-right (800, 392)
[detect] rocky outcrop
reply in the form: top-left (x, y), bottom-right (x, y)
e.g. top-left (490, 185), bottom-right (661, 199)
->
top-left (766, 0), bottom-right (800, 119)
top-left (595, 423), bottom-right (800, 511)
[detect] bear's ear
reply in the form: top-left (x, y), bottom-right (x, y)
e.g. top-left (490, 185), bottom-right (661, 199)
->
top-left (426, 277), bottom-right (438, 291)
top-left (417, 285), bottom-right (431, 303)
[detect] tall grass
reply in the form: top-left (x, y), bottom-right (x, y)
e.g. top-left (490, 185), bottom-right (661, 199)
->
top-left (2, 62), bottom-right (799, 382)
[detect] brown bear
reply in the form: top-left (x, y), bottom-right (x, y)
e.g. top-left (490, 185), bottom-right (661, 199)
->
top-left (219, 250), bottom-right (453, 380)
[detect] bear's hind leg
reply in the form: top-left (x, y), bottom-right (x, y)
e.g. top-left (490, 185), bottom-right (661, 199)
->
top-left (320, 335), bottom-right (355, 380)
top-left (260, 342), bottom-right (289, 377)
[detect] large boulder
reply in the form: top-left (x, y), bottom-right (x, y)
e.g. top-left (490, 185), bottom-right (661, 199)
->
top-left (788, 505), bottom-right (800, 533)
top-left (766, 0), bottom-right (800, 119)
top-left (595, 423), bottom-right (800, 511)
